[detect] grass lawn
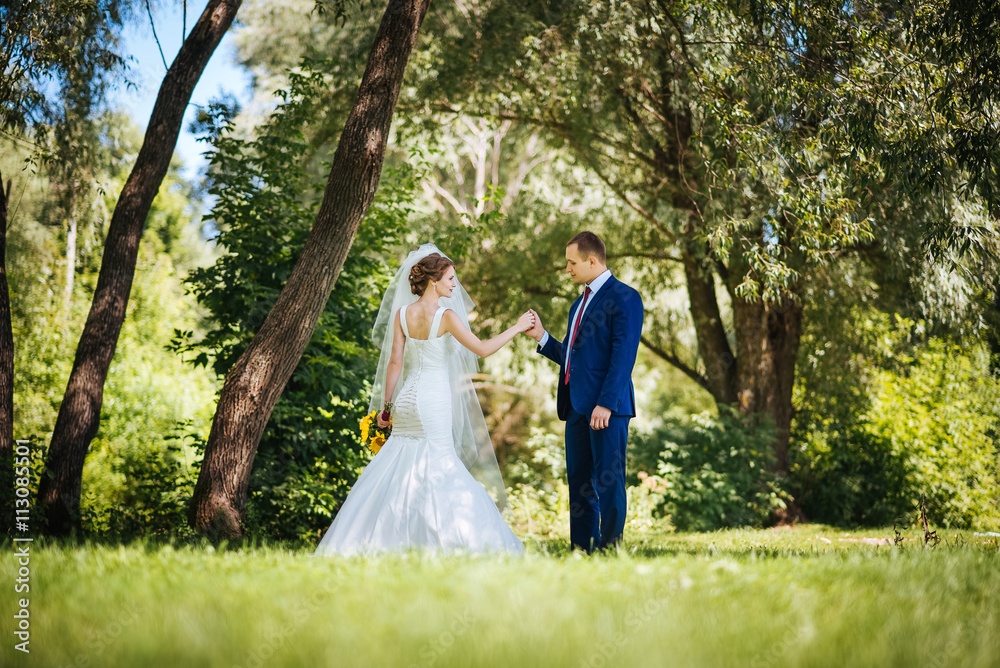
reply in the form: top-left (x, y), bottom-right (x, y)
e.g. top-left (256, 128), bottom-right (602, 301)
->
top-left (2, 525), bottom-right (998, 667)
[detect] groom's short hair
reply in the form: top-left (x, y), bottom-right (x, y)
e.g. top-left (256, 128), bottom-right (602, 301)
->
top-left (567, 231), bottom-right (606, 263)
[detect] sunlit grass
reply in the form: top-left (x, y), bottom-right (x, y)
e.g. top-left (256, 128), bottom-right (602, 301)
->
top-left (2, 526), bottom-right (998, 667)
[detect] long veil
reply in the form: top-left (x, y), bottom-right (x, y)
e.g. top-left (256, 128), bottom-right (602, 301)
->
top-left (369, 244), bottom-right (508, 510)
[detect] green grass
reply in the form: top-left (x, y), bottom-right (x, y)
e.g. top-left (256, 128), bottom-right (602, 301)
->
top-left (2, 526), bottom-right (998, 667)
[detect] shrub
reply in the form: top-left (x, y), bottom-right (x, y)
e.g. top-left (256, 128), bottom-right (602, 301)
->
top-left (633, 408), bottom-right (787, 531)
top-left (795, 335), bottom-right (1000, 529)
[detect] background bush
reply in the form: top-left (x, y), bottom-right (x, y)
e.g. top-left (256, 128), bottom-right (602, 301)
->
top-left (793, 312), bottom-right (1000, 529)
top-left (630, 408), bottom-right (787, 532)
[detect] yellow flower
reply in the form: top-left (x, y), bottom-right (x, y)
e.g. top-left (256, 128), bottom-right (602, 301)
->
top-left (369, 433), bottom-right (386, 455)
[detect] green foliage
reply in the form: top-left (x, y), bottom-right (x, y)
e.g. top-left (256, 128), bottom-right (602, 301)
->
top-left (82, 426), bottom-right (202, 540)
top-left (0, 0), bottom-right (128, 131)
top-left (177, 61), bottom-right (414, 541)
top-left (631, 407), bottom-right (786, 532)
top-left (505, 427), bottom-right (566, 490)
top-left (4, 122), bottom-right (218, 540)
top-left (832, 0), bottom-right (1000, 221)
top-left (409, 0), bottom-right (884, 303)
top-left (79, 226), bottom-right (218, 537)
top-left (794, 313), bottom-right (1000, 529)
top-left (77, 170), bottom-right (218, 538)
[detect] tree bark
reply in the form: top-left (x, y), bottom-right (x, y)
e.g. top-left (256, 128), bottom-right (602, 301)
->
top-left (731, 295), bottom-right (803, 475)
top-left (188, 0), bottom-right (432, 539)
top-left (0, 171), bottom-right (14, 531)
top-left (38, 0), bottom-right (243, 536)
top-left (674, 231), bottom-right (806, 521)
top-left (681, 246), bottom-right (738, 405)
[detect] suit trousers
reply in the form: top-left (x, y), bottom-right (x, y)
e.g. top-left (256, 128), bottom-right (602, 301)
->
top-left (564, 407), bottom-right (629, 552)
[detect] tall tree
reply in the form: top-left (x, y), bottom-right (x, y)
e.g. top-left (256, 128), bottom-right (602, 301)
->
top-left (1, 0), bottom-right (129, 530)
top-left (403, 0), bottom-right (990, 516)
top-left (414, 0), bottom-right (859, 487)
top-left (38, 0), bottom-right (243, 535)
top-left (188, 0), bottom-right (432, 539)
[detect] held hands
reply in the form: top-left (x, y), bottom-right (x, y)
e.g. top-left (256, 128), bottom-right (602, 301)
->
top-left (525, 309), bottom-right (545, 341)
top-left (520, 305), bottom-right (608, 428)
top-left (517, 310), bottom-right (536, 333)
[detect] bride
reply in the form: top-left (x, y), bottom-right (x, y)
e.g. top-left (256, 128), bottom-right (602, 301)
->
top-left (312, 244), bottom-right (531, 556)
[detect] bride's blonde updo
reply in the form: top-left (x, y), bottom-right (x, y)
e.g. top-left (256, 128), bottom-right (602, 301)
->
top-left (409, 253), bottom-right (455, 295)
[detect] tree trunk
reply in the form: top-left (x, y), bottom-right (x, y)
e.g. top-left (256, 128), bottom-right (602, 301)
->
top-left (63, 209), bottom-right (77, 315)
top-left (38, 0), bottom-right (243, 536)
top-left (0, 172), bottom-right (14, 531)
top-left (731, 295), bottom-right (803, 476)
top-left (188, 0), bottom-right (432, 539)
top-left (681, 246), bottom-right (738, 405)
top-left (675, 228), bottom-right (805, 519)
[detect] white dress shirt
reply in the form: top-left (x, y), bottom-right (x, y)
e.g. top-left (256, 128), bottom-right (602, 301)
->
top-left (539, 269), bottom-right (613, 370)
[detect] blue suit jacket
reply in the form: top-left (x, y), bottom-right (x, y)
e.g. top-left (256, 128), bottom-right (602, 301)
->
top-left (538, 276), bottom-right (644, 420)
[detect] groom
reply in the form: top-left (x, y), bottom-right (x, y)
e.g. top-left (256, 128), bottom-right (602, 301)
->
top-left (528, 232), bottom-right (644, 552)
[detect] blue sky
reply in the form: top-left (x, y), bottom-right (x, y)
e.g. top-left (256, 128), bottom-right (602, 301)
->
top-left (114, 2), bottom-right (252, 180)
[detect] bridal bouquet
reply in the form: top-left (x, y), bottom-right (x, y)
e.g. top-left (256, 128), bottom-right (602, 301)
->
top-left (359, 406), bottom-right (391, 454)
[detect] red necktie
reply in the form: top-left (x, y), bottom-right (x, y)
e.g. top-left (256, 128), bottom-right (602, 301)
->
top-left (564, 286), bottom-right (591, 385)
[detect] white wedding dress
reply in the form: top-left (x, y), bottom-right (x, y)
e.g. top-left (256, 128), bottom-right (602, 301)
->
top-left (312, 305), bottom-right (524, 556)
